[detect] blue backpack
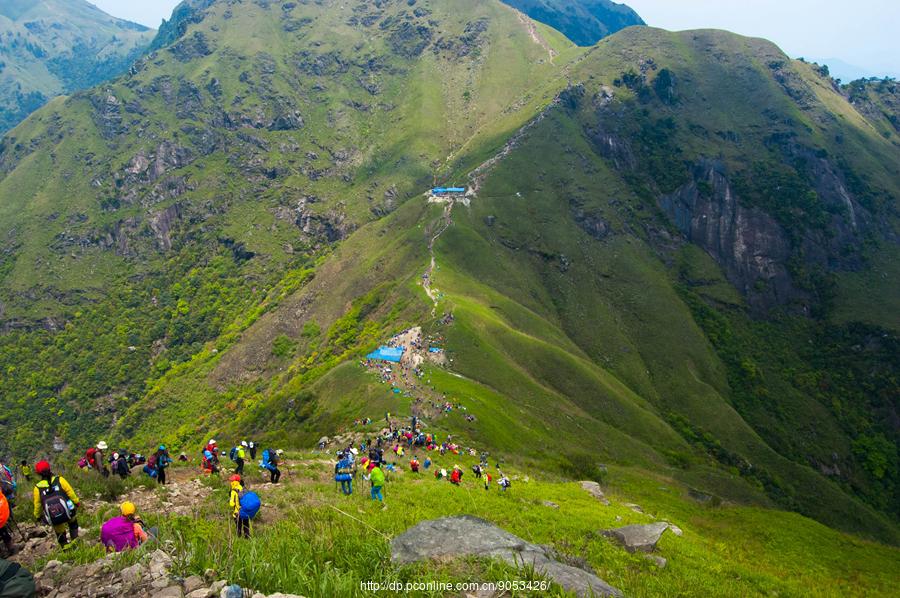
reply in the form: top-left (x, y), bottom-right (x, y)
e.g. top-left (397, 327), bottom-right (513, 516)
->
top-left (238, 490), bottom-right (261, 519)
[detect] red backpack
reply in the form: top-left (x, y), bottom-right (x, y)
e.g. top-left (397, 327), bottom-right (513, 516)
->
top-left (85, 447), bottom-right (98, 466)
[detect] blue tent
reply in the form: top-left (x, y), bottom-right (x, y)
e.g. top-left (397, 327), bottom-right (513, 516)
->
top-left (367, 346), bottom-right (405, 362)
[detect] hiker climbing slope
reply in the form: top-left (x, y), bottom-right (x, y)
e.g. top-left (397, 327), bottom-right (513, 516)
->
top-left (335, 452), bottom-right (353, 495)
top-left (260, 448), bottom-right (281, 484)
top-left (154, 445), bottom-right (173, 485)
top-left (229, 476), bottom-right (260, 538)
top-left (33, 461), bottom-right (80, 548)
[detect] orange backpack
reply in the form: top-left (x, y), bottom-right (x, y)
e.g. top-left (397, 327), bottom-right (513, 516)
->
top-left (0, 492), bottom-right (9, 529)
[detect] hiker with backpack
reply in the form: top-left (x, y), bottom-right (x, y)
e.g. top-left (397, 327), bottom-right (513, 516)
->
top-left (32, 461), bottom-right (80, 548)
top-left (334, 452), bottom-right (353, 495)
top-left (228, 475), bottom-right (260, 538)
top-left (112, 453), bottom-right (130, 479)
top-left (247, 441), bottom-right (257, 461)
top-left (366, 462), bottom-right (386, 506)
top-left (17, 461), bottom-right (31, 483)
top-left (100, 502), bottom-right (155, 552)
top-left (410, 456), bottom-right (420, 473)
top-left (202, 440), bottom-right (219, 474)
top-left (153, 445), bottom-right (173, 485)
top-left (0, 462), bottom-right (15, 510)
top-left (230, 442), bottom-right (247, 476)
top-left (260, 448), bottom-right (281, 484)
top-left (86, 442), bottom-right (110, 477)
top-left (450, 465), bottom-right (463, 486)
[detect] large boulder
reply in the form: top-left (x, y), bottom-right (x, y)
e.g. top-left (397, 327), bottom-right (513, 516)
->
top-left (391, 516), bottom-right (621, 597)
top-left (601, 522), bottom-right (672, 553)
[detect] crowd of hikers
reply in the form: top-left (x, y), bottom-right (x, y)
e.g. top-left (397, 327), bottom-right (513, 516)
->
top-left (0, 435), bottom-right (288, 566)
top-left (329, 417), bottom-right (512, 508)
top-left (1, 408), bottom-right (512, 597)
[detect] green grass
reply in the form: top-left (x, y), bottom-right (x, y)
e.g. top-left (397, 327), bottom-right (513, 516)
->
top-left (30, 453), bottom-right (900, 597)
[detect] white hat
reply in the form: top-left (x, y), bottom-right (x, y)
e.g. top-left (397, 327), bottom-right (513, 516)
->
top-left (276, 449), bottom-right (284, 455)
top-left (97, 441), bottom-right (108, 450)
top-left (112, 453), bottom-right (119, 459)
top-left (349, 448), bottom-right (359, 455)
top-left (241, 441), bottom-right (248, 447)
top-left (209, 439), bottom-right (216, 445)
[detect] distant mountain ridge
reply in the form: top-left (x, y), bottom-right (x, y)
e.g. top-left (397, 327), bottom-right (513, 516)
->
top-left (0, 0), bottom-right (155, 134)
top-left (500, 0), bottom-right (644, 45)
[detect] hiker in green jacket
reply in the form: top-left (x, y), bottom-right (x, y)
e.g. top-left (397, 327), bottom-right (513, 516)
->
top-left (368, 464), bottom-right (385, 504)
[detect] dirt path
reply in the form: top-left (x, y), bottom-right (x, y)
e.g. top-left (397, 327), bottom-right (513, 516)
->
top-left (422, 201), bottom-right (454, 315)
top-left (516, 11), bottom-right (557, 63)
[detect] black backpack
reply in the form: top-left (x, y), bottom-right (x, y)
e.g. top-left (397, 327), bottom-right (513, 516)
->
top-left (266, 449), bottom-right (278, 465)
top-left (40, 477), bottom-right (74, 525)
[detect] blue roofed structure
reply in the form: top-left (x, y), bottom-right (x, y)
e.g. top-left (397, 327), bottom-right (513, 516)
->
top-left (366, 346), bottom-right (405, 362)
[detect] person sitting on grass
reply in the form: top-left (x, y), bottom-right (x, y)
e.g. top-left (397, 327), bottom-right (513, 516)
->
top-left (101, 502), bottom-right (155, 552)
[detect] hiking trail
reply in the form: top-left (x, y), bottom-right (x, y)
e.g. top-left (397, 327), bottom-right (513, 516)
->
top-left (515, 10), bottom-right (557, 63)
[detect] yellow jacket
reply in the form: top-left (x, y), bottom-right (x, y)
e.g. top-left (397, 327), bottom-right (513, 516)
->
top-left (237, 447), bottom-right (246, 460)
top-left (33, 476), bottom-right (79, 520)
top-left (229, 482), bottom-right (243, 517)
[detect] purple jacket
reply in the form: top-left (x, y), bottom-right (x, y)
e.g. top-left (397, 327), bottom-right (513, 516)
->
top-left (101, 516), bottom-right (139, 552)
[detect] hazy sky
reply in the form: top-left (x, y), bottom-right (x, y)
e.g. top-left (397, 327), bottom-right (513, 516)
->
top-left (89, 0), bottom-right (898, 77)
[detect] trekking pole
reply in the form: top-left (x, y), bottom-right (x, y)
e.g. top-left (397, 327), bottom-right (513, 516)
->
top-left (8, 511), bottom-right (26, 543)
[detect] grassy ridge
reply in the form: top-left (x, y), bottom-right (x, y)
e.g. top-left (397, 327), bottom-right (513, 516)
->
top-left (19, 454), bottom-right (900, 597)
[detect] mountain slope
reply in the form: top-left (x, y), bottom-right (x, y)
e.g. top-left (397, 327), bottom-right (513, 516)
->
top-left (500, 0), bottom-right (644, 46)
top-left (0, 0), bottom-right (897, 549)
top-left (0, 0), bottom-right (155, 134)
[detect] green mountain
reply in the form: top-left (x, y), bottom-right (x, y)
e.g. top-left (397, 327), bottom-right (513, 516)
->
top-left (500, 0), bottom-right (644, 45)
top-left (0, 0), bottom-right (897, 555)
top-left (0, 0), bottom-right (155, 134)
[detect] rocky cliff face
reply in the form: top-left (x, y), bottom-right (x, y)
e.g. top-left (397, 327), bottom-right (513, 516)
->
top-left (660, 161), bottom-right (801, 311)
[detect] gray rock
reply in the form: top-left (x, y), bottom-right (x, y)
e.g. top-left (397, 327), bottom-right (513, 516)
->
top-left (183, 576), bottom-right (205, 593)
top-left (623, 503), bottom-right (644, 514)
top-left (186, 589), bottom-right (213, 598)
top-left (120, 563), bottom-right (147, 585)
top-left (391, 516), bottom-right (621, 597)
top-left (149, 549), bottom-right (173, 578)
top-left (645, 555), bottom-right (667, 568)
top-left (210, 580), bottom-right (227, 595)
top-left (579, 481), bottom-right (610, 506)
top-left (153, 577), bottom-right (173, 589)
top-left (668, 524), bottom-right (683, 536)
top-left (601, 522), bottom-right (671, 553)
top-left (542, 501), bottom-right (559, 509)
top-left (153, 586), bottom-right (185, 598)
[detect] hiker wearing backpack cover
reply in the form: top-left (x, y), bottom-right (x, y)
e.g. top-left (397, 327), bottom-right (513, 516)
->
top-left (32, 461), bottom-right (80, 548)
top-left (260, 448), bottom-right (281, 484)
top-left (228, 475), bottom-right (260, 538)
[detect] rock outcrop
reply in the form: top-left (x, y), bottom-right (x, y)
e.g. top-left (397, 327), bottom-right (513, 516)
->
top-left (600, 522), bottom-right (673, 553)
top-left (391, 516), bottom-right (622, 597)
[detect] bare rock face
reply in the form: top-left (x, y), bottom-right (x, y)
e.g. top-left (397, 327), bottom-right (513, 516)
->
top-left (659, 160), bottom-right (799, 312)
top-left (391, 516), bottom-right (622, 597)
